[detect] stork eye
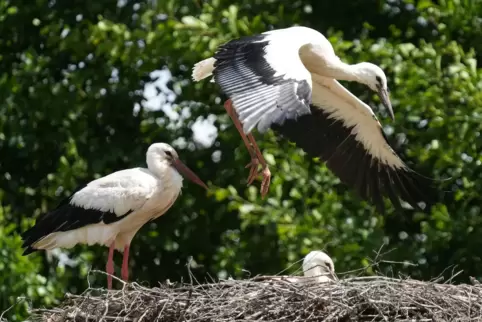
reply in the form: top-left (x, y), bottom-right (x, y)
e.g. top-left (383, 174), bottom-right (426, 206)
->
top-left (375, 75), bottom-right (382, 84)
top-left (165, 150), bottom-right (173, 158)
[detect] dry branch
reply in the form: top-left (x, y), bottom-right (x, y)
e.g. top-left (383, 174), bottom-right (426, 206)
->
top-left (30, 274), bottom-right (482, 321)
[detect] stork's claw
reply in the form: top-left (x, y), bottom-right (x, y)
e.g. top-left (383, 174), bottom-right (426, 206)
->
top-left (246, 158), bottom-right (260, 185)
top-left (245, 158), bottom-right (271, 198)
top-left (260, 165), bottom-right (271, 198)
top-left (222, 99), bottom-right (271, 198)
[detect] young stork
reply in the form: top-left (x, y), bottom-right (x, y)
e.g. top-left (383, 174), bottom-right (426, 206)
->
top-left (21, 142), bottom-right (208, 289)
top-left (192, 26), bottom-right (437, 212)
top-left (302, 250), bottom-right (337, 283)
top-left (268, 250), bottom-right (337, 284)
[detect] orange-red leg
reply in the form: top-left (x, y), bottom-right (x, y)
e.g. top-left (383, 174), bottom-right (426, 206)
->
top-left (121, 244), bottom-right (130, 282)
top-left (106, 241), bottom-right (115, 289)
top-left (246, 132), bottom-right (271, 197)
top-left (224, 99), bottom-right (271, 198)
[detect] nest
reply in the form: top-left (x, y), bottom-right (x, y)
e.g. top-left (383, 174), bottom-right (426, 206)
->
top-left (31, 272), bottom-right (482, 322)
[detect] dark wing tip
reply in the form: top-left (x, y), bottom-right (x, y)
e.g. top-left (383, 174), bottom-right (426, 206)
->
top-left (387, 167), bottom-right (442, 212)
top-left (21, 222), bottom-right (42, 253)
top-left (22, 246), bottom-right (37, 256)
top-left (271, 105), bottom-right (443, 213)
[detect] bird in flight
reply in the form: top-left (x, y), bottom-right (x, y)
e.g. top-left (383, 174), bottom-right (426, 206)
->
top-left (192, 26), bottom-right (438, 212)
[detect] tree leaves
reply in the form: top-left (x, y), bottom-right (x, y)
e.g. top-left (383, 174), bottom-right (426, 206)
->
top-left (1, 0), bottom-right (481, 320)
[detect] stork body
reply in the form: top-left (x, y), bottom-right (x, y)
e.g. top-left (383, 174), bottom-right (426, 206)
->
top-left (193, 26), bottom-right (436, 211)
top-left (21, 143), bottom-right (207, 288)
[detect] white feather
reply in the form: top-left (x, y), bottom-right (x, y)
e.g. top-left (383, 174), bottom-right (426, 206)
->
top-left (262, 26), bottom-right (328, 82)
top-left (311, 74), bottom-right (405, 169)
top-left (70, 168), bottom-right (159, 215)
top-left (302, 250), bottom-right (336, 283)
top-left (30, 144), bottom-right (187, 252)
top-left (192, 57), bottom-right (216, 82)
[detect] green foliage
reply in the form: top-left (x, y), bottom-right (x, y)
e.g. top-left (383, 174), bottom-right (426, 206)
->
top-left (0, 0), bottom-right (481, 320)
top-left (0, 207), bottom-right (63, 320)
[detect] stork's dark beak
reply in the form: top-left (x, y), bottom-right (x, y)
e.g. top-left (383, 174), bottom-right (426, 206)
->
top-left (377, 85), bottom-right (394, 120)
top-left (172, 159), bottom-right (208, 189)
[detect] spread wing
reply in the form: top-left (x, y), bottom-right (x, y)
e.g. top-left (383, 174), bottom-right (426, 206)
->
top-left (213, 33), bottom-right (312, 134)
top-left (272, 75), bottom-right (438, 212)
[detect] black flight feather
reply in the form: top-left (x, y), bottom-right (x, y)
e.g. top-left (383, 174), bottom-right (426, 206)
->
top-left (271, 105), bottom-right (439, 213)
top-left (21, 183), bottom-right (133, 255)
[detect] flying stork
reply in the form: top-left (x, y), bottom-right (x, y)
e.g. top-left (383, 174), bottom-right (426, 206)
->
top-left (192, 26), bottom-right (436, 212)
top-left (21, 143), bottom-right (208, 289)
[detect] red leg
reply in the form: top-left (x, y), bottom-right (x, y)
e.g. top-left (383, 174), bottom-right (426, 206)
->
top-left (121, 244), bottom-right (130, 282)
top-left (246, 133), bottom-right (271, 198)
top-left (223, 100), bottom-right (260, 184)
top-left (224, 99), bottom-right (271, 198)
top-left (106, 241), bottom-right (115, 290)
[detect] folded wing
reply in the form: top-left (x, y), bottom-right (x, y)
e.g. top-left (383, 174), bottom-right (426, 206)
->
top-left (21, 168), bottom-right (157, 253)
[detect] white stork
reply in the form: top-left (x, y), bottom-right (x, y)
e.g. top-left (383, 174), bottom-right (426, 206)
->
top-left (266, 250), bottom-right (337, 284)
top-left (21, 143), bottom-right (208, 289)
top-left (302, 250), bottom-right (337, 283)
top-left (192, 26), bottom-right (437, 212)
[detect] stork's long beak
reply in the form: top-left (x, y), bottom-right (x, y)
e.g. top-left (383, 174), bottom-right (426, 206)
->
top-left (377, 85), bottom-right (394, 120)
top-left (172, 159), bottom-right (208, 189)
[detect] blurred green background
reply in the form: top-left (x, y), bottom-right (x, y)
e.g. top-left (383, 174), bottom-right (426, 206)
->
top-left (1, 0), bottom-right (481, 320)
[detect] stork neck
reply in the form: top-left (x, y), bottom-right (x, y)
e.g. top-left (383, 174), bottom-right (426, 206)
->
top-left (146, 157), bottom-right (183, 192)
top-left (320, 59), bottom-right (365, 83)
top-left (146, 156), bottom-right (169, 178)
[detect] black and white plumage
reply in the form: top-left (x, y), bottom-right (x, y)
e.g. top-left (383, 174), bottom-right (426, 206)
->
top-left (212, 33), bottom-right (313, 134)
top-left (21, 143), bottom-right (208, 288)
top-left (192, 26), bottom-right (438, 211)
top-left (272, 74), bottom-right (436, 213)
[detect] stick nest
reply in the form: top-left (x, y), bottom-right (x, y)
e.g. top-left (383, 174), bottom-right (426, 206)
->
top-left (32, 275), bottom-right (482, 321)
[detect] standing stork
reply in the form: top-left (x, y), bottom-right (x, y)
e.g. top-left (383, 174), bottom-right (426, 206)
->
top-left (192, 26), bottom-right (437, 212)
top-left (21, 143), bottom-right (208, 289)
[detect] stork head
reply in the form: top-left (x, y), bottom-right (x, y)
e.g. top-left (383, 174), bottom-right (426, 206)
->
top-left (299, 44), bottom-right (394, 120)
top-left (352, 62), bottom-right (394, 120)
top-left (146, 143), bottom-right (208, 189)
top-left (302, 250), bottom-right (337, 281)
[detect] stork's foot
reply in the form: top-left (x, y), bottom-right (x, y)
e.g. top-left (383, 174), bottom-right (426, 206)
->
top-left (245, 157), bottom-right (260, 185)
top-left (260, 165), bottom-right (271, 198)
top-left (245, 159), bottom-right (271, 198)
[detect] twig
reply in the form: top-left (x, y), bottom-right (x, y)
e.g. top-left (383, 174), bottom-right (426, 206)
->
top-left (30, 272), bottom-right (482, 322)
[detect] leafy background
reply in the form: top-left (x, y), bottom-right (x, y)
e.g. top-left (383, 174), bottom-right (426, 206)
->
top-left (1, 0), bottom-right (481, 320)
